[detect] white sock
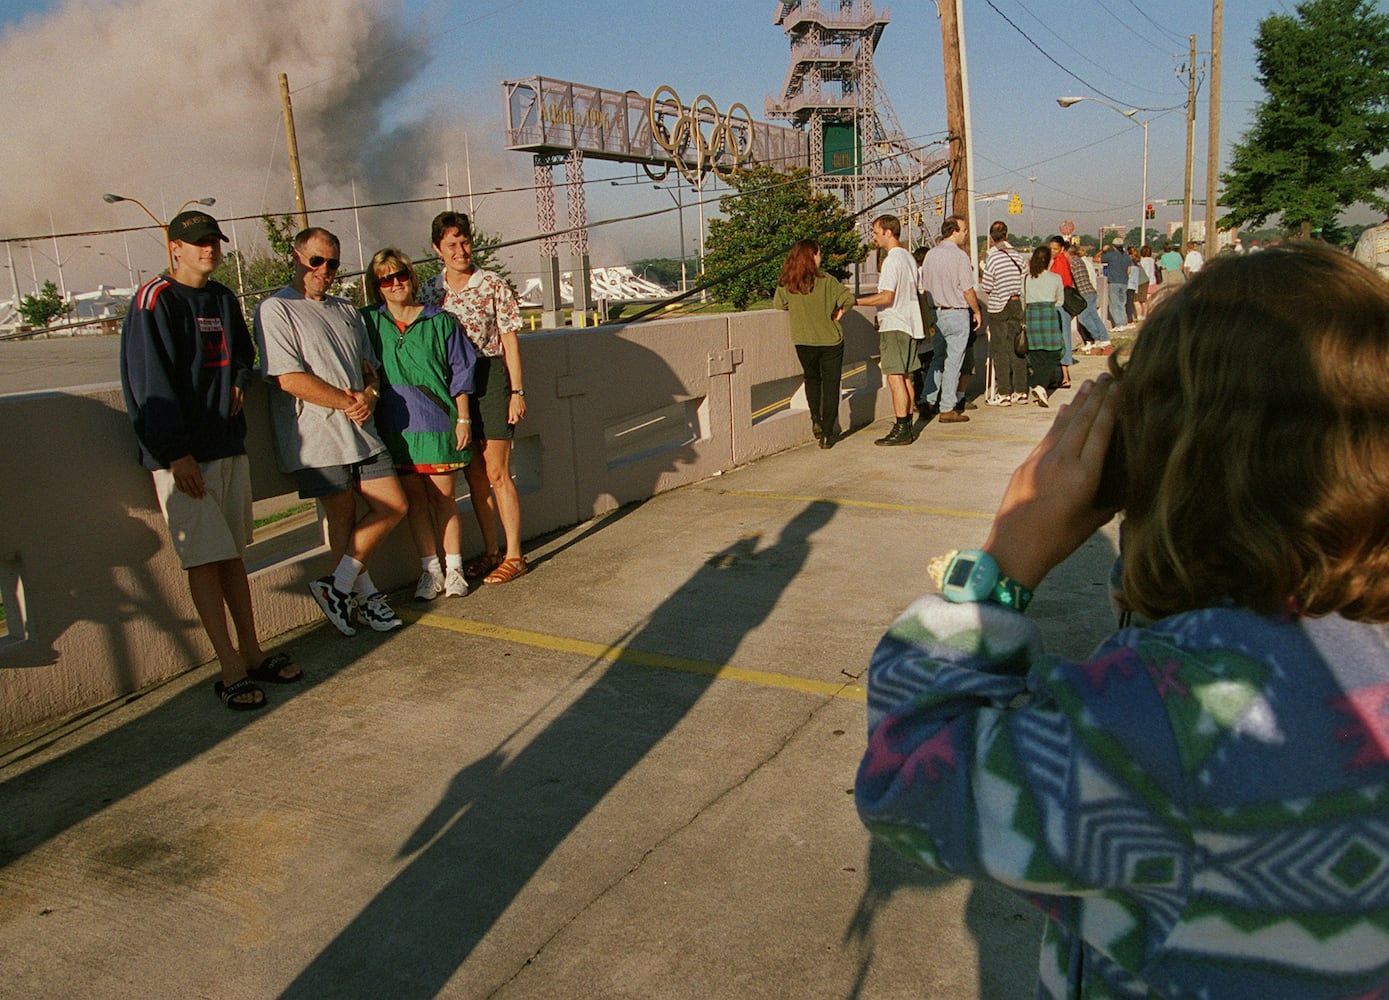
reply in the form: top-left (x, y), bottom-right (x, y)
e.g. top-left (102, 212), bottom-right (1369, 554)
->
top-left (353, 570), bottom-right (378, 598)
top-left (333, 555), bottom-right (363, 594)
top-left (445, 553), bottom-right (463, 572)
top-left (422, 556), bottom-right (442, 577)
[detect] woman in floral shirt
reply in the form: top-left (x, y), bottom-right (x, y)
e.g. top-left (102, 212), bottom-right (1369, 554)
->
top-left (421, 212), bottom-right (528, 585)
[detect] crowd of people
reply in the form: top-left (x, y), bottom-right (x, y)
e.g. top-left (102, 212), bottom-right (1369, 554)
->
top-left (774, 213), bottom-right (1210, 446)
top-left (120, 210), bottom-right (525, 711)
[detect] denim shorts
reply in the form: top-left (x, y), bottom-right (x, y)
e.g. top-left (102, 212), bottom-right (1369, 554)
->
top-left (293, 450), bottom-right (397, 499)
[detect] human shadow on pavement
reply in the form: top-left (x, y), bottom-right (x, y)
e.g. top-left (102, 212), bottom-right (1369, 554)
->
top-left (278, 499), bottom-right (839, 999)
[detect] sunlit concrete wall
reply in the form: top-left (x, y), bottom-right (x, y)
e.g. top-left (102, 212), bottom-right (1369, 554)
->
top-left (0, 308), bottom-right (891, 741)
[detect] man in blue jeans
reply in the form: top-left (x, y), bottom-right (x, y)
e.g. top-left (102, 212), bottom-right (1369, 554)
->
top-left (918, 215), bottom-right (982, 423)
top-left (1100, 238), bottom-right (1132, 332)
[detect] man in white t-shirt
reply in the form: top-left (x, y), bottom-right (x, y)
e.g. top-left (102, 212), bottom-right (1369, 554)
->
top-left (1183, 241), bottom-right (1205, 278)
top-left (856, 214), bottom-right (925, 446)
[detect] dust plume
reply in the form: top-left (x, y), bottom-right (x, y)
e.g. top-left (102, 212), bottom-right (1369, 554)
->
top-left (0, 0), bottom-right (535, 290)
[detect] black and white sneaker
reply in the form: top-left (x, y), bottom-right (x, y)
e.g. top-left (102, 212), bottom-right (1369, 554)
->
top-left (358, 592), bottom-right (403, 632)
top-left (309, 577), bottom-right (357, 636)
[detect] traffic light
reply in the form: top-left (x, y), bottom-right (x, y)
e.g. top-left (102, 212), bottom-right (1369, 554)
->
top-left (1146, 203), bottom-right (1155, 219)
top-left (934, 196), bottom-right (944, 215)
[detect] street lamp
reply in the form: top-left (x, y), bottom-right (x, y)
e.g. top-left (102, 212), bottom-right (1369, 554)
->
top-left (1057, 97), bottom-right (1148, 252)
top-left (103, 193), bottom-right (216, 274)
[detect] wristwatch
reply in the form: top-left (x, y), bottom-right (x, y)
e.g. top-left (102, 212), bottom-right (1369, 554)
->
top-left (928, 549), bottom-right (1033, 612)
top-left (511, 388), bottom-right (526, 397)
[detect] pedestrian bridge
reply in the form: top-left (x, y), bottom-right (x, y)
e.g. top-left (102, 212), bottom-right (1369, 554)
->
top-left (0, 305), bottom-right (1128, 996)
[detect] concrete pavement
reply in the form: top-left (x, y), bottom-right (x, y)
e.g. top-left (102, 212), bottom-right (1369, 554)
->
top-left (0, 353), bottom-right (1123, 999)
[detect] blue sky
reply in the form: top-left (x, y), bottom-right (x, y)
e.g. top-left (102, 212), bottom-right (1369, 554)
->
top-left (0, 0), bottom-right (1353, 292)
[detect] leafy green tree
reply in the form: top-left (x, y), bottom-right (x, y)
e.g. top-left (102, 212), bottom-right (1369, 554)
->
top-left (1220, 0), bottom-right (1389, 238)
top-left (702, 166), bottom-right (868, 309)
top-left (18, 280), bottom-right (71, 328)
top-left (211, 214), bottom-right (298, 311)
top-left (630, 258), bottom-right (686, 290)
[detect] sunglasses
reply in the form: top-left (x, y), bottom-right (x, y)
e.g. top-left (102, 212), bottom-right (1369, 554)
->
top-left (377, 269), bottom-right (411, 287)
top-left (304, 254), bottom-right (341, 270)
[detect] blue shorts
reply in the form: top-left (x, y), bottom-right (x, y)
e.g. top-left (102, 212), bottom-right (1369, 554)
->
top-left (293, 451), bottom-right (397, 499)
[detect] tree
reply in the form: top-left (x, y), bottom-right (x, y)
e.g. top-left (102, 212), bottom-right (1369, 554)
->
top-left (210, 214), bottom-right (297, 312)
top-left (1220, 0), bottom-right (1389, 238)
top-left (631, 258), bottom-right (685, 291)
top-left (18, 280), bottom-right (71, 328)
top-left (702, 166), bottom-right (868, 309)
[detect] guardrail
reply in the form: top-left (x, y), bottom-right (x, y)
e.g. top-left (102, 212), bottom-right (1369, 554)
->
top-left (0, 307), bottom-right (889, 741)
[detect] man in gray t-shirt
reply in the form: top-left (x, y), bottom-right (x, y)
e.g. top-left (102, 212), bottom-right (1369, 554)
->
top-left (255, 227), bottom-right (407, 637)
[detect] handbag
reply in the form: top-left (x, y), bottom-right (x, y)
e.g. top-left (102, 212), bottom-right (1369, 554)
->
top-left (1063, 285), bottom-right (1086, 317)
top-left (918, 291), bottom-right (938, 334)
top-left (1015, 276), bottom-right (1030, 357)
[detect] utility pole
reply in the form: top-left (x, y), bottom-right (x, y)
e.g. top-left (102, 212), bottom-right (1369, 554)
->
top-left (278, 73), bottom-right (310, 231)
top-left (938, 0), bottom-right (968, 224)
top-left (1205, 1), bottom-right (1222, 258)
top-left (1183, 33), bottom-right (1196, 249)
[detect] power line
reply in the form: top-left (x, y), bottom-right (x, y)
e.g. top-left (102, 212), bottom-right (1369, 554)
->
top-left (1092, 0), bottom-right (1184, 55)
top-left (981, 0), bottom-right (1181, 111)
top-left (1113, 0), bottom-right (1188, 46)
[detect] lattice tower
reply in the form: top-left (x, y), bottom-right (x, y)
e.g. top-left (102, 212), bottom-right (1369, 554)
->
top-left (765, 1), bottom-right (948, 236)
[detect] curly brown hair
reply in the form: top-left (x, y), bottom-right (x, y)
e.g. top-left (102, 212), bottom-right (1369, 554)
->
top-left (1108, 242), bottom-right (1389, 621)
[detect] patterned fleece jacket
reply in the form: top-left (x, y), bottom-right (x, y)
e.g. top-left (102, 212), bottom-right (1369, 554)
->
top-left (856, 595), bottom-right (1389, 999)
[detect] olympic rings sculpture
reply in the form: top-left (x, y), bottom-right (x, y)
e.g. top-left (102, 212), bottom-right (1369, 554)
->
top-left (646, 85), bottom-right (757, 185)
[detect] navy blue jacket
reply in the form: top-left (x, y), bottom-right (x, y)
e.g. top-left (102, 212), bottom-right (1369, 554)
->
top-left (119, 277), bottom-right (254, 470)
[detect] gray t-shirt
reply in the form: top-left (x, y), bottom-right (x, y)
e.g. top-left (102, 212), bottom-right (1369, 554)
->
top-left (254, 286), bottom-right (385, 472)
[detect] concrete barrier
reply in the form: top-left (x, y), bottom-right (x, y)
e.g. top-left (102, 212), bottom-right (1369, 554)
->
top-left (0, 308), bottom-right (887, 741)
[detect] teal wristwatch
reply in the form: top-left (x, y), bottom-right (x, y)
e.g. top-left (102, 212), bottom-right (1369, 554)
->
top-left (928, 549), bottom-right (1033, 612)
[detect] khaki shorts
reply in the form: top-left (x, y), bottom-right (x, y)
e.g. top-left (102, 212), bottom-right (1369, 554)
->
top-left (879, 329), bottom-right (923, 376)
top-left (152, 454), bottom-right (253, 569)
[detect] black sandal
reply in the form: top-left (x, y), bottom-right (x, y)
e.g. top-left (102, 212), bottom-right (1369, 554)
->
top-left (246, 652), bottom-right (301, 684)
top-left (214, 677), bottom-right (267, 711)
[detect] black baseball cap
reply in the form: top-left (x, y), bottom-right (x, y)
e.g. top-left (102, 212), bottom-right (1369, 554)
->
top-left (167, 211), bottom-right (228, 244)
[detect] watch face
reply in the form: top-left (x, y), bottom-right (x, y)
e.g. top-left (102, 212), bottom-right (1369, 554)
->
top-left (946, 557), bottom-right (978, 588)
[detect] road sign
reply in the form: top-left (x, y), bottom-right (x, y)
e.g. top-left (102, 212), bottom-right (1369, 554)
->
top-left (1059, 220), bottom-right (1075, 237)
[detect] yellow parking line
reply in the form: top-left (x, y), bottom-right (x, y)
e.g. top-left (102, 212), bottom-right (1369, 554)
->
top-left (408, 611), bottom-right (867, 703)
top-left (701, 487), bottom-right (994, 520)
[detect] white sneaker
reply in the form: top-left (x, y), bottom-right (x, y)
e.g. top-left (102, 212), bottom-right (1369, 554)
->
top-left (414, 569), bottom-right (445, 601)
top-left (1032, 385), bottom-right (1049, 407)
top-left (444, 567), bottom-right (468, 597)
top-left (359, 593), bottom-right (403, 632)
top-left (309, 577), bottom-right (357, 637)
top-left (1010, 392), bottom-right (1029, 405)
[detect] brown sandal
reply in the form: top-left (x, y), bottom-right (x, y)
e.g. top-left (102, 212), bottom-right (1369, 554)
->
top-left (464, 552), bottom-right (503, 578)
top-left (483, 556), bottom-right (528, 585)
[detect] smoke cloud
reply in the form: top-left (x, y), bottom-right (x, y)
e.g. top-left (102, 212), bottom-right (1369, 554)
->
top-left (0, 0), bottom-right (537, 292)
